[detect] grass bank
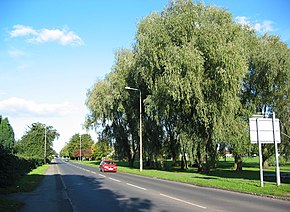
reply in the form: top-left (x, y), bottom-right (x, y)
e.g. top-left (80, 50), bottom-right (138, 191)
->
top-left (0, 164), bottom-right (49, 212)
top-left (82, 158), bottom-right (290, 198)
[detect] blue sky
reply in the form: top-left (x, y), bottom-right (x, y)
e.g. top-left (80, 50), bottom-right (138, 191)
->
top-left (0, 0), bottom-right (289, 153)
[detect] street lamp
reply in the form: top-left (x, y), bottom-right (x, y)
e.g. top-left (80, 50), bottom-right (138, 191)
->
top-left (79, 134), bottom-right (82, 161)
top-left (125, 86), bottom-right (143, 171)
top-left (44, 126), bottom-right (47, 164)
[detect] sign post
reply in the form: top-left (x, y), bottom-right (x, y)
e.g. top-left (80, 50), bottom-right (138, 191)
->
top-left (272, 113), bottom-right (281, 186)
top-left (256, 118), bottom-right (264, 187)
top-left (249, 113), bottom-right (281, 187)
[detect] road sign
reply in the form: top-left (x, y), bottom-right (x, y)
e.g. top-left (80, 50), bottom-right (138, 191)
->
top-left (249, 117), bottom-right (281, 144)
top-left (249, 113), bottom-right (281, 187)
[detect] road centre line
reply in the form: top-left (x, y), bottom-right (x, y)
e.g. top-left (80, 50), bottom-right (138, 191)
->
top-left (126, 183), bottom-right (147, 190)
top-left (109, 177), bottom-right (121, 182)
top-left (160, 193), bottom-right (206, 209)
top-left (99, 174), bottom-right (106, 178)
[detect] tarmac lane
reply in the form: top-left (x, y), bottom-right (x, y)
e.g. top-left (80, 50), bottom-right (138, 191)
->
top-left (8, 160), bottom-right (73, 212)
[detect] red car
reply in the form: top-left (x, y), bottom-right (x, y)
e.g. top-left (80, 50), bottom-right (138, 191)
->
top-left (99, 160), bottom-right (117, 172)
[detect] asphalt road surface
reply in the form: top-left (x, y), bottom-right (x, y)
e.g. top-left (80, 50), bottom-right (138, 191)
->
top-left (53, 158), bottom-right (290, 212)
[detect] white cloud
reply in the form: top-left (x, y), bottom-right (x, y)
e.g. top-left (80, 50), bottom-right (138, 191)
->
top-left (235, 16), bottom-right (274, 34)
top-left (8, 49), bottom-right (27, 58)
top-left (10, 25), bottom-right (37, 37)
top-left (10, 25), bottom-right (83, 46)
top-left (0, 97), bottom-right (75, 117)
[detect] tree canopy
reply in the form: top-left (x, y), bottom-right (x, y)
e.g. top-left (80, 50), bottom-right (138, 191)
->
top-left (85, 0), bottom-right (290, 171)
top-left (60, 133), bottom-right (94, 159)
top-left (14, 123), bottom-right (59, 162)
top-left (0, 116), bottom-right (15, 152)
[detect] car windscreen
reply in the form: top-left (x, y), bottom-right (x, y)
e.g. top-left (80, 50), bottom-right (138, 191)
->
top-left (104, 161), bottom-right (114, 165)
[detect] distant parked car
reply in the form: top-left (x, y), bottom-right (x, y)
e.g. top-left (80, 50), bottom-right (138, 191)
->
top-left (99, 160), bottom-right (117, 172)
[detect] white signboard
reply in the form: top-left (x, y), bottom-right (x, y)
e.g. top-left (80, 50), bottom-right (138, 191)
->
top-left (249, 118), bottom-right (281, 144)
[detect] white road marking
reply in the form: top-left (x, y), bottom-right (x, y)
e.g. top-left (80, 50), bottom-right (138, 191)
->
top-left (160, 193), bottom-right (207, 209)
top-left (99, 174), bottom-right (106, 178)
top-left (126, 183), bottom-right (147, 190)
top-left (109, 177), bottom-right (121, 182)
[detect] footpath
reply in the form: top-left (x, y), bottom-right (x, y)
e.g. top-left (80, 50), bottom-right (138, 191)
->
top-left (9, 160), bottom-right (73, 212)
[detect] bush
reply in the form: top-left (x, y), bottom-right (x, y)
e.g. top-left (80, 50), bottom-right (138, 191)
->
top-left (0, 145), bottom-right (45, 188)
top-left (267, 155), bottom-right (287, 167)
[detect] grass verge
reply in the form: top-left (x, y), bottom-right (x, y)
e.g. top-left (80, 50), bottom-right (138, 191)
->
top-left (82, 158), bottom-right (290, 198)
top-left (0, 164), bottom-right (49, 212)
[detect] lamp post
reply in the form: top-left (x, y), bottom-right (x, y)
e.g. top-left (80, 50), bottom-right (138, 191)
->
top-left (125, 86), bottom-right (143, 171)
top-left (79, 134), bottom-right (82, 161)
top-left (44, 126), bottom-right (47, 164)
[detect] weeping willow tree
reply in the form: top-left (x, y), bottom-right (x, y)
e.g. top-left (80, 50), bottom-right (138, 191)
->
top-left (86, 0), bottom-right (289, 171)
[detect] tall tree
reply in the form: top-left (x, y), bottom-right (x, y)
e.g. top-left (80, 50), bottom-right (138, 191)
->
top-left (0, 116), bottom-right (15, 152)
top-left (241, 34), bottom-right (290, 166)
top-left (134, 0), bottom-right (248, 171)
top-left (86, 49), bottom-right (141, 167)
top-left (14, 123), bottom-right (59, 162)
top-left (64, 133), bottom-right (94, 159)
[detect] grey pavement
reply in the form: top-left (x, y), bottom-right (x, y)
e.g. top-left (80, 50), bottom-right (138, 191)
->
top-left (9, 160), bottom-right (73, 212)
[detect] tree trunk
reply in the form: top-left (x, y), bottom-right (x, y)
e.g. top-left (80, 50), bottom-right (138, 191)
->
top-left (180, 153), bottom-right (188, 170)
top-left (234, 155), bottom-right (243, 171)
top-left (196, 142), bottom-right (203, 172)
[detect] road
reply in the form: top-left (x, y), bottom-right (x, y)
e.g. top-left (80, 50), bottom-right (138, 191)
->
top-left (49, 158), bottom-right (289, 212)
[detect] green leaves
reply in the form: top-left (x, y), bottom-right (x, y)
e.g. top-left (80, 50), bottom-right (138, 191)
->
top-left (14, 123), bottom-right (59, 160)
top-left (0, 116), bottom-right (15, 152)
top-left (85, 0), bottom-right (290, 169)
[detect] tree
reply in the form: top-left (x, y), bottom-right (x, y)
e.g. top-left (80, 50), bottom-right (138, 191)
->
top-left (62, 133), bottom-right (94, 159)
top-left (0, 116), bottom-right (15, 152)
top-left (14, 123), bottom-right (59, 162)
top-left (85, 49), bottom-right (142, 167)
top-left (241, 34), bottom-right (290, 166)
top-left (134, 0), bottom-right (249, 171)
top-left (60, 145), bottom-right (69, 157)
top-left (85, 0), bottom-right (290, 171)
top-left (91, 139), bottom-right (112, 160)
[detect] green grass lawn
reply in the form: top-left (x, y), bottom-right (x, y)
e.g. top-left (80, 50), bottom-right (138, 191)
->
top-left (0, 164), bottom-right (49, 212)
top-left (82, 157), bottom-right (290, 198)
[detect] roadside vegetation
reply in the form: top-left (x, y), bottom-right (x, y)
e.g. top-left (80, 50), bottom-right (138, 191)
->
top-left (82, 158), bottom-right (290, 198)
top-left (0, 164), bottom-right (49, 212)
top-left (80, 0), bottom-right (290, 174)
top-left (1, 0), bottom-right (290, 209)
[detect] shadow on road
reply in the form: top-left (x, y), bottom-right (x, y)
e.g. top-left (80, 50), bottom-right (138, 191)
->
top-left (61, 172), bottom-right (154, 212)
top-left (7, 161), bottom-right (155, 212)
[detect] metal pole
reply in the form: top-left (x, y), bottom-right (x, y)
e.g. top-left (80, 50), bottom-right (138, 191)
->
top-left (257, 118), bottom-right (264, 187)
top-left (80, 134), bottom-right (82, 161)
top-left (44, 126), bottom-right (47, 164)
top-left (139, 90), bottom-right (143, 172)
top-left (125, 86), bottom-right (143, 172)
top-left (272, 112), bottom-right (280, 186)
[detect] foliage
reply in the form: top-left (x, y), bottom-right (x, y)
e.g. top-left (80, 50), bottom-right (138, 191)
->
top-left (241, 34), bottom-right (290, 166)
top-left (85, 0), bottom-right (290, 171)
top-left (0, 115), bottom-right (15, 153)
top-left (14, 123), bottom-right (59, 162)
top-left (0, 164), bottom-right (49, 212)
top-left (60, 133), bottom-right (94, 159)
top-left (91, 138), bottom-right (112, 160)
top-left (0, 145), bottom-right (44, 188)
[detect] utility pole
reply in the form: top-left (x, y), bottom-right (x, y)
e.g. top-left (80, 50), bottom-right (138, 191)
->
top-left (80, 134), bottom-right (82, 161)
top-left (125, 86), bottom-right (143, 171)
top-left (44, 126), bottom-right (47, 164)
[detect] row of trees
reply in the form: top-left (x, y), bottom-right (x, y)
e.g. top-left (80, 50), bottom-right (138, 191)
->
top-left (59, 133), bottom-right (112, 160)
top-left (85, 0), bottom-right (289, 172)
top-left (0, 116), bottom-right (59, 187)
